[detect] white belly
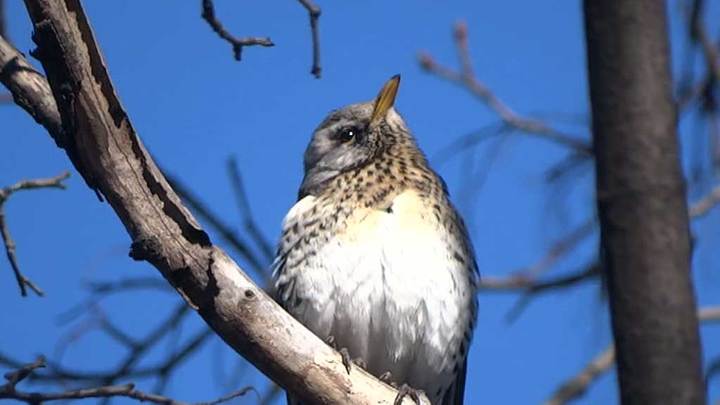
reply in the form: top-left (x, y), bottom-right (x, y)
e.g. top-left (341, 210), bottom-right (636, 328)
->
top-left (277, 191), bottom-right (474, 402)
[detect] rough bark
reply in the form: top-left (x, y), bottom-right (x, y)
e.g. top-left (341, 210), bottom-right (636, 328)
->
top-left (0, 0), bottom-right (428, 403)
top-left (583, 1), bottom-right (705, 404)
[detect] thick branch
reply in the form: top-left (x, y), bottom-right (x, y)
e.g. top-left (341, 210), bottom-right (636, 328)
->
top-left (0, 35), bottom-right (63, 140)
top-left (3, 0), bottom-right (425, 403)
top-left (584, 1), bottom-right (705, 403)
top-left (167, 174), bottom-right (268, 279)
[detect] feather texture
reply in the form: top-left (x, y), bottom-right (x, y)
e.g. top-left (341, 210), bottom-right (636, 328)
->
top-left (272, 89), bottom-right (478, 404)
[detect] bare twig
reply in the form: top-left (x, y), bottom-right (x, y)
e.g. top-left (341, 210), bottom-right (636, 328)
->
top-left (479, 176), bottom-right (720, 318)
top-left (478, 219), bottom-right (597, 318)
top-left (0, 303), bottom-right (200, 391)
top-left (689, 183), bottom-right (720, 218)
top-left (707, 356), bottom-right (720, 385)
top-left (0, 171), bottom-right (70, 196)
top-left (479, 264), bottom-right (598, 294)
top-left (500, 264), bottom-right (600, 322)
top-left (84, 276), bottom-right (171, 295)
top-left (296, 0), bottom-right (322, 78)
top-left (690, 0), bottom-right (720, 85)
top-left (166, 174), bottom-right (269, 280)
top-left (1, 314), bottom-right (211, 389)
top-left (3, 356), bottom-right (45, 387)
top-left (197, 386), bottom-right (257, 405)
top-left (419, 22), bottom-right (591, 154)
top-left (57, 276), bottom-right (173, 324)
top-left (201, 0), bottom-right (273, 61)
top-left (543, 345), bottom-right (615, 405)
top-left (226, 157), bottom-right (274, 262)
top-left (524, 220), bottom-right (594, 279)
top-left (0, 356), bottom-right (255, 404)
top-left (545, 306), bottom-right (720, 405)
top-left (2, 0), bottom-right (427, 401)
top-left (0, 171), bottom-right (70, 296)
top-left (0, 0), bottom-right (6, 40)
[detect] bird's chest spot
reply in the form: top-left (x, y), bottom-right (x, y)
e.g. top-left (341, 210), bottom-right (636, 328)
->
top-left (338, 189), bottom-right (435, 243)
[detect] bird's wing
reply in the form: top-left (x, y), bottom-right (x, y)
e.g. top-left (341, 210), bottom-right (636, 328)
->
top-left (442, 358), bottom-right (468, 405)
top-left (272, 195), bottom-right (318, 307)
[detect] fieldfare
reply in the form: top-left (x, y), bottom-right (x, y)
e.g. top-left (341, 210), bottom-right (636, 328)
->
top-left (273, 75), bottom-right (478, 405)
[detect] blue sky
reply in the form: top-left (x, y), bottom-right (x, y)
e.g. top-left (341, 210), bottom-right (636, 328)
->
top-left (1, 1), bottom-right (719, 404)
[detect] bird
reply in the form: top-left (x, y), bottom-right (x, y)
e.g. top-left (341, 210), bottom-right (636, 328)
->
top-left (272, 75), bottom-right (478, 405)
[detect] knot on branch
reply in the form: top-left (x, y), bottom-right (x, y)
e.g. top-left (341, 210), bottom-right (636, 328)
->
top-left (129, 237), bottom-right (163, 262)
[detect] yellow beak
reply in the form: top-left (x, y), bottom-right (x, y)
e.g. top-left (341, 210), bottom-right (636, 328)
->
top-left (370, 75), bottom-right (401, 124)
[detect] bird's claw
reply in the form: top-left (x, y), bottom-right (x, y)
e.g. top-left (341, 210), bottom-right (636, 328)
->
top-left (394, 383), bottom-right (424, 405)
top-left (326, 335), bottom-right (336, 347)
top-left (338, 348), bottom-right (367, 374)
top-left (339, 348), bottom-right (353, 374)
top-left (379, 371), bottom-right (394, 385)
top-left (327, 335), bottom-right (367, 374)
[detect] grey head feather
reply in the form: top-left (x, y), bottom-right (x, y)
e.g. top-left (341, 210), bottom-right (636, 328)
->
top-left (299, 102), bottom-right (386, 198)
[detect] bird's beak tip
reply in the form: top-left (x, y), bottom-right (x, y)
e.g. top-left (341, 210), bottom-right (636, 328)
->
top-left (371, 75), bottom-right (401, 123)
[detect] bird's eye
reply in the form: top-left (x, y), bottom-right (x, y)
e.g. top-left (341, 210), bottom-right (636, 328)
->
top-left (337, 127), bottom-right (360, 143)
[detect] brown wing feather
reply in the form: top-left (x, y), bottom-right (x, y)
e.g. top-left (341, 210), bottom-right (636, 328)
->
top-left (442, 359), bottom-right (468, 405)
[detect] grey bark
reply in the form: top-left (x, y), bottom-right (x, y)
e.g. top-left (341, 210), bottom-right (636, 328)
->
top-left (583, 1), bottom-right (705, 404)
top-left (0, 0), bottom-right (428, 403)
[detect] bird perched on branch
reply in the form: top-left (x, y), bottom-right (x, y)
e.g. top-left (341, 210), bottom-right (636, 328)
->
top-left (272, 75), bottom-right (478, 405)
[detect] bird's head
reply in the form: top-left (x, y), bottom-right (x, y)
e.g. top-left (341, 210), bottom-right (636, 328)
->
top-left (300, 75), bottom-right (409, 196)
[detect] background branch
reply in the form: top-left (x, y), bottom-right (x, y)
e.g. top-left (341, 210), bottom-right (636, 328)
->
top-left (584, 3), bottom-right (704, 403)
top-left (296, 0), bottom-right (321, 78)
top-left (0, 171), bottom-right (70, 296)
top-left (3, 0), bottom-right (426, 402)
top-left (419, 21), bottom-right (591, 154)
top-left (0, 356), bottom-right (255, 405)
top-left (200, 0), bottom-right (273, 61)
top-left (545, 306), bottom-right (720, 405)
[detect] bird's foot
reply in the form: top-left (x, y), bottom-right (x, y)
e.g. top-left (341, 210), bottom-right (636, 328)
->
top-left (393, 384), bottom-right (424, 405)
top-left (352, 356), bottom-right (367, 370)
top-left (339, 348), bottom-right (352, 373)
top-left (338, 348), bottom-right (367, 374)
top-left (379, 371), bottom-right (394, 385)
top-left (326, 335), bottom-right (366, 374)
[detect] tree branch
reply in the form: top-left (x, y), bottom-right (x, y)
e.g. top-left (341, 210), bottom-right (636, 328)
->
top-left (584, 1), bottom-right (705, 402)
top-left (0, 356), bottom-right (256, 404)
top-left (419, 21), bottom-right (591, 154)
top-left (226, 157), bottom-right (274, 263)
top-left (296, 0), bottom-right (321, 78)
top-left (689, 183), bottom-right (720, 218)
top-left (0, 171), bottom-right (70, 296)
top-left (200, 0), bottom-right (273, 61)
top-left (0, 36), bottom-right (63, 141)
top-left (166, 173), bottom-right (269, 280)
top-left (545, 306), bottom-right (720, 405)
top-left (1, 0), bottom-right (426, 402)
top-left (689, 0), bottom-right (720, 85)
top-left (0, 0), bottom-right (6, 40)
top-left (543, 345), bottom-right (615, 405)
